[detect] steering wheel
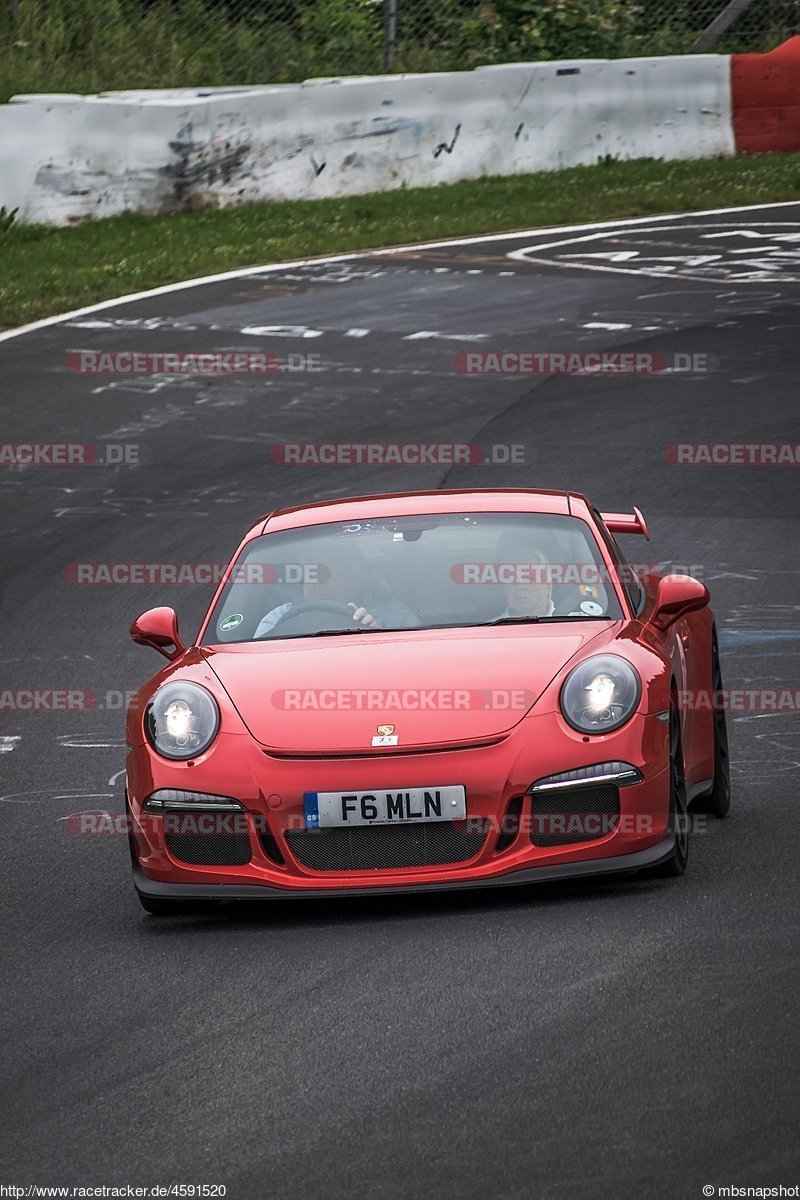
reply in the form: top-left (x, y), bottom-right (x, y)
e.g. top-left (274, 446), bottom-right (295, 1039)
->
top-left (270, 600), bottom-right (362, 632)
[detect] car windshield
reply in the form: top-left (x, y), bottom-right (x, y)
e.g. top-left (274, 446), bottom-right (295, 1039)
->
top-left (204, 512), bottom-right (624, 643)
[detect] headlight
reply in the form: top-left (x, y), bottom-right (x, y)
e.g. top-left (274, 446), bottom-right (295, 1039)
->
top-left (560, 655), bottom-right (641, 734)
top-left (145, 682), bottom-right (220, 760)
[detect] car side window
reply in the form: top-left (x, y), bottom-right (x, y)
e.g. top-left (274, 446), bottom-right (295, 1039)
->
top-left (592, 509), bottom-right (645, 616)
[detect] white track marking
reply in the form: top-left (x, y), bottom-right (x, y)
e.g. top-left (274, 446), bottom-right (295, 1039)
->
top-left (582, 321), bottom-right (632, 330)
top-left (240, 324), bottom-right (324, 338)
top-left (57, 733), bottom-right (126, 749)
top-left (1, 202), bottom-right (798, 345)
top-left (53, 794), bottom-right (114, 802)
top-left (403, 330), bottom-right (489, 341)
top-left (1, 788), bottom-right (112, 804)
top-left (702, 229), bottom-right (800, 241)
top-left (507, 222), bottom-right (800, 283)
top-left (0, 736), bottom-right (21, 753)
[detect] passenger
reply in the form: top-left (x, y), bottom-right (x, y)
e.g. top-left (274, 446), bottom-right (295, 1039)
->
top-left (493, 543), bottom-right (554, 619)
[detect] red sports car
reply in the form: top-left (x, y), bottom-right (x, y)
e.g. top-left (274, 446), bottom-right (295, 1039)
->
top-left (126, 489), bottom-right (730, 914)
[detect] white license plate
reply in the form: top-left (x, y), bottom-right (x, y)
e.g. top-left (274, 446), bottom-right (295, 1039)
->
top-left (304, 785), bottom-right (466, 829)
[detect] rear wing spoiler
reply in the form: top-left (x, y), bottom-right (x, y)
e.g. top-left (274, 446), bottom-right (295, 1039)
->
top-left (599, 507), bottom-right (649, 540)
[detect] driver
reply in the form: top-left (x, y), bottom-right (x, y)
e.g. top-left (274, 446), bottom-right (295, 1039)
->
top-left (254, 541), bottom-right (417, 637)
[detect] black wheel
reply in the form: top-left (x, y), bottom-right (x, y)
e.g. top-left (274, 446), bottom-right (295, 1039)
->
top-left (693, 631), bottom-right (731, 818)
top-left (648, 699), bottom-right (690, 878)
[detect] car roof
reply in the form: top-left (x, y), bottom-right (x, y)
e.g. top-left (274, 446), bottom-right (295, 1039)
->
top-left (247, 488), bottom-right (586, 537)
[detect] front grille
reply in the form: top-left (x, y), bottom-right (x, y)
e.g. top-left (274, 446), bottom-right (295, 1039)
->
top-left (285, 819), bottom-right (490, 872)
top-left (530, 782), bottom-right (620, 847)
top-left (165, 830), bottom-right (252, 866)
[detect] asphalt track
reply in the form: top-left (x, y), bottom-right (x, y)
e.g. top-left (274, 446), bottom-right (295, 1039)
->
top-left (2, 203), bottom-right (799, 1198)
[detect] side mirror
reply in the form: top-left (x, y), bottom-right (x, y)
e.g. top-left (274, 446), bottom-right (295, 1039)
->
top-left (649, 575), bottom-right (709, 632)
top-left (130, 607), bottom-right (186, 660)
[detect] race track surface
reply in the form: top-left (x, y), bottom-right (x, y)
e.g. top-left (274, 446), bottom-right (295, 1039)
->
top-left (2, 204), bottom-right (799, 1198)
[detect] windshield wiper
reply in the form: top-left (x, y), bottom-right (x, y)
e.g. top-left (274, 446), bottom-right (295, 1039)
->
top-left (483, 614), bottom-right (611, 626)
top-left (264, 626), bottom-right (377, 641)
top-left (485, 615), bottom-right (543, 625)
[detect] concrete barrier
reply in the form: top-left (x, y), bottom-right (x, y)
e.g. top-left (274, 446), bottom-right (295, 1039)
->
top-left (0, 50), bottom-right (746, 226)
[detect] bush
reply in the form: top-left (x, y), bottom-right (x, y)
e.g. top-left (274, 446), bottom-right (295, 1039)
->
top-left (490, 0), bottom-right (641, 61)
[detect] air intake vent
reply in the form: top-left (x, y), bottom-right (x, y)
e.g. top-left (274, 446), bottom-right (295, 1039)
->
top-left (285, 819), bottom-right (489, 871)
top-left (495, 795), bottom-right (524, 853)
top-left (530, 783), bottom-right (620, 847)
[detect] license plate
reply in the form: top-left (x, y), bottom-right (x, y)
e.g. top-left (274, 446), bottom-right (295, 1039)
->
top-left (304, 786), bottom-right (466, 829)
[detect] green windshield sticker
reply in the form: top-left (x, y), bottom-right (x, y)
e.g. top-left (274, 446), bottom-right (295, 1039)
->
top-left (219, 613), bottom-right (244, 632)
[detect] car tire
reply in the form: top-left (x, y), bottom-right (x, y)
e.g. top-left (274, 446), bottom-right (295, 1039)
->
top-left (693, 631), bottom-right (731, 818)
top-left (648, 698), bottom-right (690, 878)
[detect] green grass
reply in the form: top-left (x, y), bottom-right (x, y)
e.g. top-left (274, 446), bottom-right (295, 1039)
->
top-left (2, 153), bottom-right (800, 329)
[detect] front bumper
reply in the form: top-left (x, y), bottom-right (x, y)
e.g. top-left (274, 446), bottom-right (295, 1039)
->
top-left (133, 834), bottom-right (676, 900)
top-left (128, 706), bottom-right (671, 898)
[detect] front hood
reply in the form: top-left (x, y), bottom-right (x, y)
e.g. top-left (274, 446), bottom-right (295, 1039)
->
top-left (204, 624), bottom-right (613, 754)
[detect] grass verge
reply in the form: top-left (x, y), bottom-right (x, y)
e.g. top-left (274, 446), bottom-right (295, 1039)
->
top-left (2, 153), bottom-right (800, 329)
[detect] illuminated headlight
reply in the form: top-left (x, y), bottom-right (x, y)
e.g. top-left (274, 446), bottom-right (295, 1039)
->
top-left (145, 682), bottom-right (220, 760)
top-left (560, 655), bottom-right (641, 734)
